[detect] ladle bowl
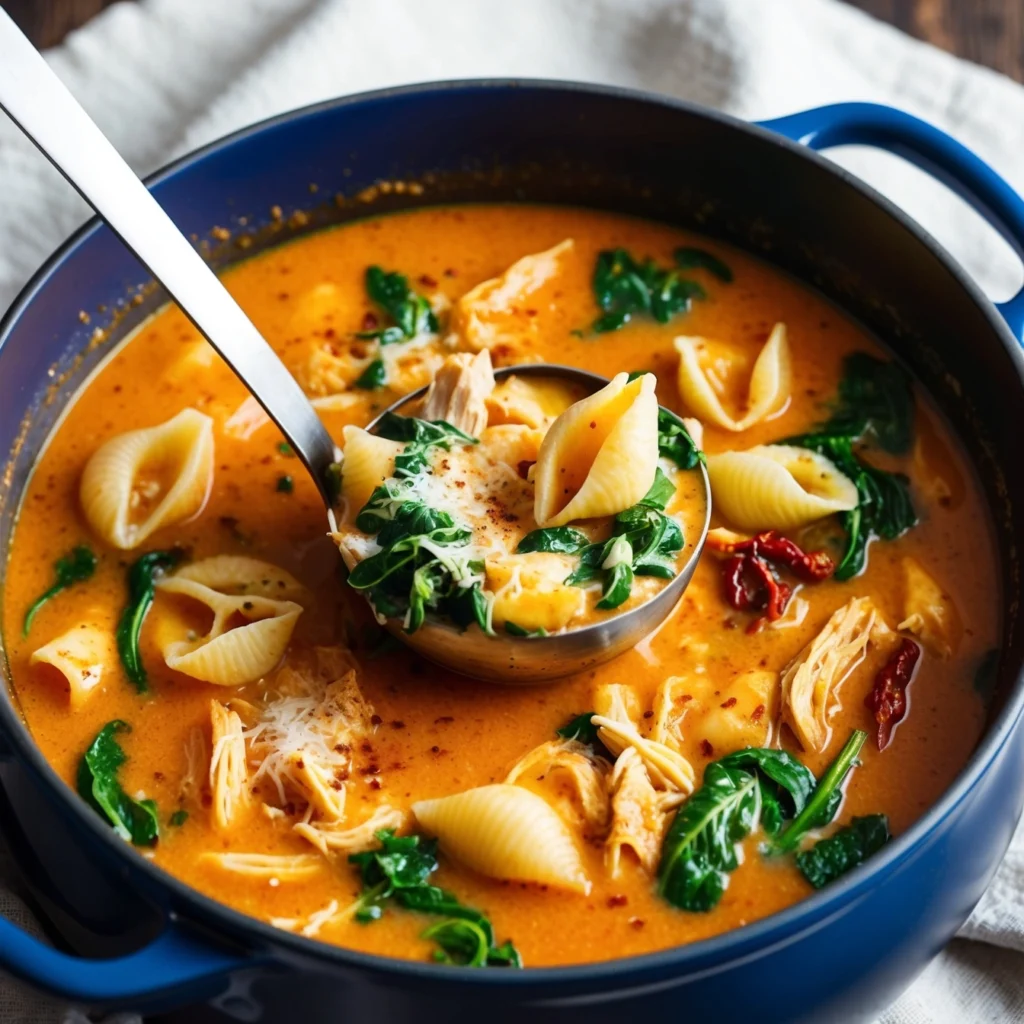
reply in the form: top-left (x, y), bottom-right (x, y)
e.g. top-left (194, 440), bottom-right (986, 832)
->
top-left (357, 364), bottom-right (712, 683)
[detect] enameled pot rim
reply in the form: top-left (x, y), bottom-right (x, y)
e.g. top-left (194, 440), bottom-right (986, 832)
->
top-left (2, 77), bottom-right (1023, 988)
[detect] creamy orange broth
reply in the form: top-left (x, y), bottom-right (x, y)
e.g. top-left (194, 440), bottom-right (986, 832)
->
top-left (2, 204), bottom-right (998, 966)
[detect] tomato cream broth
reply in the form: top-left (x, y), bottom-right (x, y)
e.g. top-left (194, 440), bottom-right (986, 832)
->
top-left (2, 204), bottom-right (998, 968)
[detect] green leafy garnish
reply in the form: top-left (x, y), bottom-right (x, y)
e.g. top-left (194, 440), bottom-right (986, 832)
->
top-left (771, 730), bottom-right (867, 855)
top-left (786, 433), bottom-right (915, 580)
top-left (815, 353), bottom-right (914, 455)
top-left (116, 549), bottom-right (183, 693)
top-left (516, 526), bottom-right (590, 555)
top-left (277, 442), bottom-right (294, 457)
top-left (325, 463), bottom-right (343, 506)
top-left (349, 830), bottom-right (521, 967)
top-left (373, 413), bottom-right (478, 478)
top-left (589, 248), bottom-right (707, 333)
top-left (76, 721), bottom-right (159, 846)
top-left (658, 746), bottom-right (817, 911)
top-left (169, 809), bottom-right (189, 827)
top-left (673, 247), bottom-right (733, 282)
top-left (276, 474), bottom-right (294, 494)
top-left (504, 622), bottom-right (547, 637)
top-left (657, 407), bottom-right (705, 470)
top-left (22, 544), bottom-right (97, 636)
top-left (556, 712), bottom-right (600, 745)
top-left (359, 266), bottom-right (439, 343)
top-left (796, 814), bottom-right (890, 889)
top-left (639, 467), bottom-right (676, 510)
top-left (354, 358), bottom-right (386, 390)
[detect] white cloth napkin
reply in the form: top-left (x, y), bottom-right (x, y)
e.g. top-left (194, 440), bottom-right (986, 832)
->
top-left (1, 1), bottom-right (1023, 1021)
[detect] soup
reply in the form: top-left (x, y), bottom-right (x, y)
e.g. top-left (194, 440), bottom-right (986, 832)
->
top-left (1, 204), bottom-right (997, 968)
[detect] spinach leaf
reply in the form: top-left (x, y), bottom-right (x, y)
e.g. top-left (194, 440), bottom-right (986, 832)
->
top-left (657, 407), bottom-right (705, 470)
top-left (771, 730), bottom-right (867, 855)
top-left (354, 358), bottom-right (387, 390)
top-left (276, 474), bottom-right (294, 494)
top-left (448, 582), bottom-right (491, 634)
top-left (596, 560), bottom-right (634, 610)
top-left (117, 549), bottom-right (183, 693)
top-left (22, 544), bottom-right (97, 636)
top-left (361, 266), bottom-right (438, 341)
top-left (504, 621), bottom-right (547, 637)
top-left (556, 712), bottom-right (601, 745)
top-left (589, 248), bottom-right (706, 333)
top-left (76, 721), bottom-right (159, 846)
top-left (658, 762), bottom-right (761, 912)
top-left (639, 467), bottom-right (676, 510)
top-left (716, 748), bottom-right (816, 836)
top-left (516, 526), bottom-right (590, 555)
top-left (169, 809), bottom-right (189, 827)
top-left (796, 814), bottom-right (890, 889)
top-left (673, 247), bottom-right (734, 282)
top-left (786, 433), bottom-right (915, 580)
top-left (373, 413), bottom-right (478, 477)
top-left (818, 353), bottom-right (914, 455)
top-left (349, 830), bottom-right (521, 967)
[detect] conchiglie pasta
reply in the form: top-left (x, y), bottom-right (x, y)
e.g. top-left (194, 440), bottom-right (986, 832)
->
top-left (707, 444), bottom-right (858, 531)
top-left (674, 323), bottom-right (791, 431)
top-left (412, 783), bottom-right (590, 894)
top-left (533, 372), bottom-right (658, 527)
top-left (30, 621), bottom-right (115, 709)
top-left (156, 556), bottom-right (303, 686)
top-left (340, 425), bottom-right (403, 512)
top-left (80, 408), bottom-right (214, 549)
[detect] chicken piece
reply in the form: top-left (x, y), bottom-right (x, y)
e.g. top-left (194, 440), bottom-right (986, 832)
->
top-left (209, 701), bottom-right (249, 831)
top-left (671, 670), bottom-right (779, 759)
top-left (485, 375), bottom-right (581, 430)
top-left (420, 350), bottom-right (495, 438)
top-left (485, 553), bottom-right (587, 633)
top-left (606, 748), bottom-right (685, 877)
top-left (451, 239), bottom-right (574, 356)
top-left (898, 556), bottom-right (962, 658)
top-left (781, 597), bottom-right (889, 752)
top-left (505, 738), bottom-right (611, 833)
top-left (294, 805), bottom-right (405, 856)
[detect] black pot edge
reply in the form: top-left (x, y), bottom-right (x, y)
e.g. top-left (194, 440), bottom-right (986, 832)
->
top-left (1, 77), bottom-right (1023, 990)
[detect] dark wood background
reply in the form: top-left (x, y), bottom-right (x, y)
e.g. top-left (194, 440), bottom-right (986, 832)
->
top-left (1, 0), bottom-right (1022, 81)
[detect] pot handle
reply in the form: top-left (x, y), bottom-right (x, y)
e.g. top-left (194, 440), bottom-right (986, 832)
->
top-left (757, 101), bottom-right (1024, 342)
top-left (0, 913), bottom-right (259, 1005)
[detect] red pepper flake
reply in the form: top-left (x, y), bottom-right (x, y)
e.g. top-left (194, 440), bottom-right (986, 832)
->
top-left (370, 714), bottom-right (383, 726)
top-left (642, 710), bottom-right (654, 719)
top-left (369, 779), bottom-right (382, 791)
top-left (751, 704), bottom-right (766, 722)
top-left (516, 460), bottom-right (535, 480)
top-left (418, 273), bottom-right (438, 288)
top-left (390, 720), bottom-right (406, 729)
top-left (865, 638), bottom-right (921, 750)
top-left (720, 697), bottom-right (738, 709)
top-left (361, 311), bottom-right (379, 331)
top-left (607, 894), bottom-right (628, 908)
top-left (434, 716), bottom-right (455, 725)
top-left (700, 739), bottom-right (714, 758)
top-left (628, 917), bottom-right (645, 930)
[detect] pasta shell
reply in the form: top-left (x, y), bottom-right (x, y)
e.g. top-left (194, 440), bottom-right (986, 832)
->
top-left (157, 557), bottom-right (303, 686)
top-left (898, 556), bottom-right (961, 658)
top-left (533, 372), bottom-right (658, 527)
top-left (340, 425), bottom-right (403, 513)
top-left (674, 323), bottom-right (791, 431)
top-left (707, 444), bottom-right (858, 531)
top-left (80, 408), bottom-right (214, 549)
top-left (412, 783), bottom-right (590, 894)
top-left (485, 375), bottom-right (582, 430)
top-left (30, 621), bottom-right (115, 709)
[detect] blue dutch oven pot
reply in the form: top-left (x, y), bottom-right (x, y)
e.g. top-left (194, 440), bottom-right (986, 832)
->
top-left (0, 82), bottom-right (1023, 1023)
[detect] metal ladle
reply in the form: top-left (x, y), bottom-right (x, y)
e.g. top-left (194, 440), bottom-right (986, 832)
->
top-left (362, 365), bottom-right (711, 683)
top-left (0, 13), bottom-right (711, 682)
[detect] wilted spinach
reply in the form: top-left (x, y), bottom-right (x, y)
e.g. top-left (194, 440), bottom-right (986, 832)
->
top-left (516, 526), bottom-right (590, 555)
top-left (374, 413), bottom-right (478, 477)
top-left (353, 358), bottom-right (386, 391)
top-left (22, 544), bottom-right (97, 636)
top-left (796, 814), bottom-right (890, 889)
top-left (117, 548), bottom-right (183, 693)
top-left (358, 266), bottom-right (439, 343)
top-left (673, 247), bottom-right (734, 282)
top-left (657, 407), bottom-right (705, 470)
top-left (77, 721), bottom-right (159, 846)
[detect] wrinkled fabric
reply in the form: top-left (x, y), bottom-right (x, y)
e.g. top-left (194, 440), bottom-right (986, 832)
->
top-left (0, 1), bottom-right (1022, 1020)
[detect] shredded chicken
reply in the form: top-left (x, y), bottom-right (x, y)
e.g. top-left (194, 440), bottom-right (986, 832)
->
top-left (200, 852), bottom-right (323, 880)
top-left (294, 805), bottom-right (405, 856)
top-left (606, 748), bottom-right (685, 877)
top-left (649, 676), bottom-right (692, 751)
top-left (504, 739), bottom-right (611, 833)
top-left (451, 239), bottom-right (574, 355)
top-left (781, 596), bottom-right (890, 752)
top-left (271, 899), bottom-right (343, 938)
top-left (898, 556), bottom-right (961, 658)
top-left (209, 701), bottom-right (248, 831)
top-left (180, 724), bottom-right (209, 808)
top-left (419, 350), bottom-right (495, 437)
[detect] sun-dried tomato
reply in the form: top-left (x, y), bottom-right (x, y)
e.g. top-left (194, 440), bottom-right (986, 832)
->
top-left (865, 638), bottom-right (921, 750)
top-left (710, 530), bottom-right (834, 581)
top-left (723, 552), bottom-right (792, 628)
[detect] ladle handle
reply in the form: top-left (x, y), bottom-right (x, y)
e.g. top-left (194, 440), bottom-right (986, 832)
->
top-left (0, 10), bottom-right (337, 503)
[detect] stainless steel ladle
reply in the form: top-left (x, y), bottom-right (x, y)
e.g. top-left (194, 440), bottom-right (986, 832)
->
top-left (0, 12), bottom-right (711, 682)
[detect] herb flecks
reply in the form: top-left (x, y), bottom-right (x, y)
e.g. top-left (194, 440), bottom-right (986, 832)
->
top-left (77, 721), bottom-right (159, 846)
top-left (116, 549), bottom-right (183, 693)
top-left (23, 544), bottom-right (97, 636)
top-left (349, 829), bottom-right (521, 967)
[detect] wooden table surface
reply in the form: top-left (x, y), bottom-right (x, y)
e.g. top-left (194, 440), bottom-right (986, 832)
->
top-left (0, 0), bottom-right (1022, 82)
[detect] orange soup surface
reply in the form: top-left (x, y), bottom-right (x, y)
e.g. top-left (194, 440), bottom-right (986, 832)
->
top-left (2, 204), bottom-right (998, 967)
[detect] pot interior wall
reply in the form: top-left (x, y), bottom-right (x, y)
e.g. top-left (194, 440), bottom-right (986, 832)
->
top-left (0, 83), bottom-right (1021, 955)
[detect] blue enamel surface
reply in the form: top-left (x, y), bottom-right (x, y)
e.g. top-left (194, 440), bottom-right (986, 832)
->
top-left (0, 85), bottom-right (1021, 1021)
top-left (758, 102), bottom-right (1024, 340)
